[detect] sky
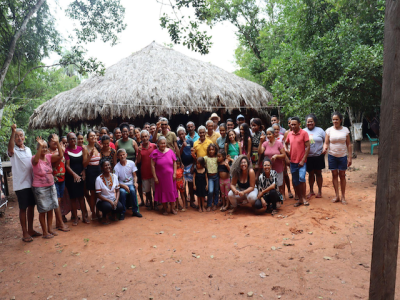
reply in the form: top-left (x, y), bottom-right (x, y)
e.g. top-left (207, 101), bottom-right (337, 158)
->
top-left (47, 0), bottom-right (239, 73)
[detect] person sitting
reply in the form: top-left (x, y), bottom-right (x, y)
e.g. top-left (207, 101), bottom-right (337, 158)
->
top-left (227, 155), bottom-right (258, 214)
top-left (255, 158), bottom-right (283, 215)
top-left (114, 149), bottom-right (142, 219)
top-left (95, 159), bottom-right (123, 224)
top-left (31, 135), bottom-right (64, 238)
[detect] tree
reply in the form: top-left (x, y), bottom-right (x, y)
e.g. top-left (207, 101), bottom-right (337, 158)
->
top-left (160, 0), bottom-right (384, 152)
top-left (0, 0), bottom-right (127, 127)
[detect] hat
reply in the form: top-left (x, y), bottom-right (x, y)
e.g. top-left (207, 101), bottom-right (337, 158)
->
top-left (237, 114), bottom-right (245, 120)
top-left (209, 113), bottom-right (220, 121)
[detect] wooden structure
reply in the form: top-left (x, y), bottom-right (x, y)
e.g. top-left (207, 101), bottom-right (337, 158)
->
top-left (369, 1), bottom-right (400, 299)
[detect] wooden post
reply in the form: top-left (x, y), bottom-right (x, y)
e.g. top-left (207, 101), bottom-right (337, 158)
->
top-left (369, 1), bottom-right (400, 299)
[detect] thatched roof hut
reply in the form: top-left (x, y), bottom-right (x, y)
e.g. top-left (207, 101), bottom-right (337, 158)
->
top-left (29, 42), bottom-right (273, 129)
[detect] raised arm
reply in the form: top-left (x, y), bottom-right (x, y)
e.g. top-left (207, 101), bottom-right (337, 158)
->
top-left (7, 124), bottom-right (17, 157)
top-left (174, 141), bottom-right (181, 159)
top-left (32, 137), bottom-right (45, 166)
top-left (258, 133), bottom-right (266, 156)
top-left (50, 135), bottom-right (63, 163)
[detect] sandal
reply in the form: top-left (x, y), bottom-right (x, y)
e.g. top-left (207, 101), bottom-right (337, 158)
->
top-left (288, 192), bottom-right (294, 199)
top-left (42, 234), bottom-right (54, 239)
top-left (271, 210), bottom-right (278, 215)
top-left (303, 201), bottom-right (310, 206)
top-left (57, 227), bottom-right (70, 232)
top-left (294, 201), bottom-right (302, 207)
top-left (22, 237), bottom-right (33, 243)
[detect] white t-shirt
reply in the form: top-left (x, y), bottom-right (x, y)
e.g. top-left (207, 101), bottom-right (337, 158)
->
top-left (95, 173), bottom-right (120, 203)
top-left (326, 126), bottom-right (350, 157)
top-left (113, 160), bottom-right (137, 186)
top-left (8, 145), bottom-right (33, 191)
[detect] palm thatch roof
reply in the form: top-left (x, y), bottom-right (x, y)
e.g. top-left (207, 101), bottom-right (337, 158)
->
top-left (29, 42), bottom-right (273, 129)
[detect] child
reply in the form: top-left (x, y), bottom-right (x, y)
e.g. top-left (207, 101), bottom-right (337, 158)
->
top-left (217, 149), bottom-right (231, 211)
top-left (216, 123), bottom-right (227, 150)
top-left (225, 129), bottom-right (241, 163)
top-left (204, 144), bottom-right (219, 211)
top-left (193, 157), bottom-right (208, 212)
top-left (176, 158), bottom-right (186, 211)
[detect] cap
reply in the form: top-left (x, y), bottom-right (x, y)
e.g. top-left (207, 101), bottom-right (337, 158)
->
top-left (237, 114), bottom-right (245, 120)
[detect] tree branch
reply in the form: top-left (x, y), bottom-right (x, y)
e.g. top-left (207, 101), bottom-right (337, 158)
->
top-left (0, 0), bottom-right (46, 103)
top-left (5, 63), bottom-right (61, 103)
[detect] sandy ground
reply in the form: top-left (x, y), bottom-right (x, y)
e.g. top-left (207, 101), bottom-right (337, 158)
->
top-left (0, 142), bottom-right (388, 300)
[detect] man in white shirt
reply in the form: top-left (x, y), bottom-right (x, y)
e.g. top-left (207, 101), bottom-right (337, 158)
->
top-left (114, 149), bottom-right (142, 219)
top-left (8, 124), bottom-right (41, 242)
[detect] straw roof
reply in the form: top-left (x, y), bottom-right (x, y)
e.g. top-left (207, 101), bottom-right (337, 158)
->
top-left (29, 42), bottom-right (273, 129)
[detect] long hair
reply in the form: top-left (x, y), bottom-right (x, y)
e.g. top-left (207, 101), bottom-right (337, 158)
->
top-left (225, 129), bottom-right (237, 146)
top-left (240, 123), bottom-right (251, 152)
top-left (230, 155), bottom-right (250, 178)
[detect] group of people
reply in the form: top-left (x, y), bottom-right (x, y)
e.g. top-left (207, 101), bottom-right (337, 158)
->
top-left (8, 111), bottom-right (352, 242)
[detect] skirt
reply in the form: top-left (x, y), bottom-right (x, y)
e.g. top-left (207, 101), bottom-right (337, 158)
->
top-left (86, 165), bottom-right (102, 190)
top-left (32, 185), bottom-right (59, 213)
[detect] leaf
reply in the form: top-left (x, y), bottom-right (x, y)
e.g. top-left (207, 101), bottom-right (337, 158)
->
top-left (62, 264), bottom-right (67, 268)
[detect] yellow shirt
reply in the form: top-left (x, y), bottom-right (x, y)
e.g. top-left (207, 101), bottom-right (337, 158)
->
top-left (206, 131), bottom-right (220, 145)
top-left (193, 138), bottom-right (213, 158)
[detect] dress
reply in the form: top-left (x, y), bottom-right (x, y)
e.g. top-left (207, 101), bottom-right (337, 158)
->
top-left (194, 168), bottom-right (208, 197)
top-left (86, 151), bottom-right (101, 190)
top-left (176, 167), bottom-right (185, 193)
top-left (149, 149), bottom-right (178, 203)
top-left (100, 148), bottom-right (116, 169)
top-left (64, 146), bottom-right (85, 199)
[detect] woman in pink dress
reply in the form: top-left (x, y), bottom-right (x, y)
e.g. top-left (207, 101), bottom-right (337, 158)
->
top-left (150, 136), bottom-right (178, 215)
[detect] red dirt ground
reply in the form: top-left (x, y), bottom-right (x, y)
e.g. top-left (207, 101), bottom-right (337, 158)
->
top-left (0, 142), bottom-right (390, 300)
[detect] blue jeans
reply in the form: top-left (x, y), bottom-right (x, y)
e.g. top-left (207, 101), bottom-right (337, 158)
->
top-left (207, 174), bottom-right (219, 207)
top-left (119, 185), bottom-right (139, 215)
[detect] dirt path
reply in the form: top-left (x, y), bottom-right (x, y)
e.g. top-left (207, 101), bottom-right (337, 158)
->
top-left (0, 143), bottom-right (388, 299)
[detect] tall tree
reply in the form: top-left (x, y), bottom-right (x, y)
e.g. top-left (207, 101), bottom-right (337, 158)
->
top-left (0, 0), bottom-right (127, 127)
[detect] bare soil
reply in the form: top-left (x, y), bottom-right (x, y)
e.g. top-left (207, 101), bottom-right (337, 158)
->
top-left (0, 142), bottom-right (389, 300)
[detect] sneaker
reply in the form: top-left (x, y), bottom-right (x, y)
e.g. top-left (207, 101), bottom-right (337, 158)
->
top-left (132, 212), bottom-right (143, 218)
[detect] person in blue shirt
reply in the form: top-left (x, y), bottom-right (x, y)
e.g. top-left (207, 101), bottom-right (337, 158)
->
top-left (177, 126), bottom-right (196, 209)
top-left (186, 121), bottom-right (199, 143)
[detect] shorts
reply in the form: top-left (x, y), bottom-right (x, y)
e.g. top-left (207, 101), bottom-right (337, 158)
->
top-left (328, 154), bottom-right (347, 171)
top-left (32, 185), bottom-right (59, 213)
top-left (176, 179), bottom-right (185, 193)
top-left (306, 154), bottom-right (326, 172)
top-left (183, 164), bottom-right (193, 182)
top-left (142, 178), bottom-right (155, 193)
top-left (54, 181), bottom-right (65, 198)
top-left (276, 172), bottom-right (283, 187)
top-left (290, 163), bottom-right (307, 187)
top-left (15, 188), bottom-right (36, 210)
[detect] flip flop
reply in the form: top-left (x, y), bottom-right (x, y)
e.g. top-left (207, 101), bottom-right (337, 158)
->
top-left (57, 227), bottom-right (70, 232)
top-left (22, 237), bottom-right (33, 243)
top-left (42, 234), bottom-right (54, 239)
top-left (294, 201), bottom-right (302, 207)
top-left (30, 231), bottom-right (42, 237)
top-left (315, 194), bottom-right (322, 198)
top-left (303, 201), bottom-right (310, 206)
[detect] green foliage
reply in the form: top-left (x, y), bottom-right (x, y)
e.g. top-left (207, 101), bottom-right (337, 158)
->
top-left (1, 66), bottom-right (82, 160)
top-left (161, 0), bottom-right (384, 128)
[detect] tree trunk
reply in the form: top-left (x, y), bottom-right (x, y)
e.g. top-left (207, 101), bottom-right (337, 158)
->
top-left (369, 1), bottom-right (400, 299)
top-left (0, 0), bottom-right (46, 126)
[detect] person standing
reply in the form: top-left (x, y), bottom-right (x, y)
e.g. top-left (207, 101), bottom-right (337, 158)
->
top-left (8, 124), bottom-right (42, 242)
top-left (323, 112), bottom-right (352, 205)
top-left (192, 126), bottom-right (213, 159)
top-left (150, 137), bottom-right (178, 215)
top-left (152, 118), bottom-right (180, 159)
top-left (137, 130), bottom-right (157, 209)
top-left (31, 136), bottom-right (64, 239)
top-left (177, 127), bottom-right (196, 209)
top-left (303, 114), bottom-right (326, 199)
top-left (285, 117), bottom-right (310, 207)
top-left (206, 120), bottom-right (221, 145)
top-left (271, 115), bottom-right (286, 135)
top-left (209, 113), bottom-right (221, 133)
top-left (186, 121), bottom-right (199, 143)
top-left (234, 114), bottom-right (246, 138)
